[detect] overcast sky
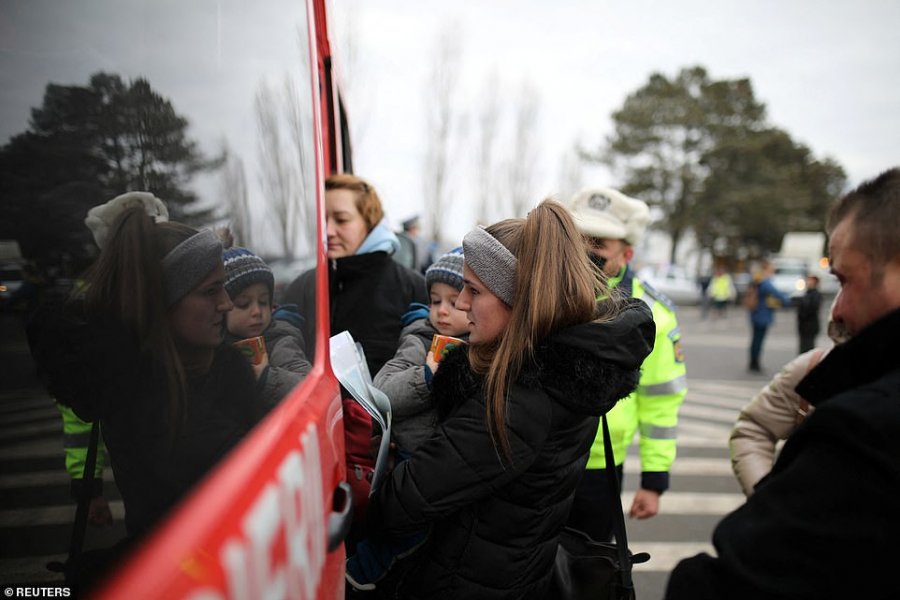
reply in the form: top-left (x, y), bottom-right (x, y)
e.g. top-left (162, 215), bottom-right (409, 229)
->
top-left (2, 1), bottom-right (898, 255)
top-left (332, 0), bottom-right (900, 245)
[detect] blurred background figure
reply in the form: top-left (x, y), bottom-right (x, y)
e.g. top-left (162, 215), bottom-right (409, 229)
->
top-left (796, 274), bottom-right (822, 353)
top-left (697, 271), bottom-right (712, 321)
top-left (745, 260), bottom-right (790, 373)
top-left (709, 266), bottom-right (736, 325)
top-left (400, 214), bottom-right (432, 273)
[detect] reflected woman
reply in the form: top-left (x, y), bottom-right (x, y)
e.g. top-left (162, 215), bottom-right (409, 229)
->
top-left (33, 201), bottom-right (265, 541)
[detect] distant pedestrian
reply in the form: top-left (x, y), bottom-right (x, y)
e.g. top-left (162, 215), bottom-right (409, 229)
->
top-left (745, 260), bottom-right (790, 373)
top-left (709, 266), bottom-right (736, 323)
top-left (796, 274), bottom-right (822, 353)
top-left (698, 272), bottom-right (712, 320)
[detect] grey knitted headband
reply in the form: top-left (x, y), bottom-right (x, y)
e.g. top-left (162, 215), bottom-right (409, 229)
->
top-left (162, 229), bottom-right (223, 306)
top-left (462, 226), bottom-right (518, 306)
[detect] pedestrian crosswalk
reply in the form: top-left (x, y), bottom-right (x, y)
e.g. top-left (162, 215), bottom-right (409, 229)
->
top-left (625, 377), bottom-right (764, 594)
top-left (0, 324), bottom-right (126, 586)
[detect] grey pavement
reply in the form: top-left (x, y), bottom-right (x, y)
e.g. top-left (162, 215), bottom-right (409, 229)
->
top-left (0, 313), bottom-right (125, 587)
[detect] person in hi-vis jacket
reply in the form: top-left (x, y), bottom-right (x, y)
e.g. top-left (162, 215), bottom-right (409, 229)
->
top-left (565, 187), bottom-right (688, 542)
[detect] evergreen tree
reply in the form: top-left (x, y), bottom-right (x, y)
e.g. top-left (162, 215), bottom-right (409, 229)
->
top-left (0, 72), bottom-right (219, 266)
top-left (589, 65), bottom-right (845, 263)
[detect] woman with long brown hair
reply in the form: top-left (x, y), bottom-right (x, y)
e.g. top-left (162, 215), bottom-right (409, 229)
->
top-left (33, 200), bottom-right (265, 540)
top-left (368, 200), bottom-right (655, 598)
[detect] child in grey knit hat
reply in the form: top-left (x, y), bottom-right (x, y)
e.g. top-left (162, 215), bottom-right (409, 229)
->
top-left (349, 248), bottom-right (469, 591)
top-left (222, 246), bottom-right (312, 407)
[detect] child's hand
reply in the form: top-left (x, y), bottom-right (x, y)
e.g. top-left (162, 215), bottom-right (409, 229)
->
top-left (251, 352), bottom-right (269, 379)
top-left (426, 350), bottom-right (440, 374)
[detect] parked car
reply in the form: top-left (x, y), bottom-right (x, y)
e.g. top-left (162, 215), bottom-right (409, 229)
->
top-left (636, 265), bottom-right (701, 306)
top-left (0, 263), bottom-right (25, 308)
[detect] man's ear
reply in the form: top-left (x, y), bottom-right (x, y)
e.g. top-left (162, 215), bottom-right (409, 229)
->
top-left (624, 245), bottom-right (635, 262)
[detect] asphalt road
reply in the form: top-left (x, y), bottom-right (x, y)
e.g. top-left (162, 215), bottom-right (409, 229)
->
top-left (0, 312), bottom-right (127, 589)
top-left (0, 302), bottom-right (824, 596)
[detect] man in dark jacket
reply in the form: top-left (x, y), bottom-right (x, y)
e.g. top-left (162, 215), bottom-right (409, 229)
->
top-left (796, 274), bottom-right (822, 353)
top-left (666, 167), bottom-right (900, 600)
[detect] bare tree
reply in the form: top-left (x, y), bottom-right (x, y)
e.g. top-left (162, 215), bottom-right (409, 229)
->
top-left (422, 22), bottom-right (465, 247)
top-left (474, 69), bottom-right (501, 224)
top-left (505, 80), bottom-right (541, 217)
top-left (220, 149), bottom-right (252, 247)
top-left (255, 79), bottom-right (297, 257)
top-left (282, 72), bottom-right (315, 258)
top-left (556, 144), bottom-right (585, 202)
top-left (334, 6), bottom-right (371, 146)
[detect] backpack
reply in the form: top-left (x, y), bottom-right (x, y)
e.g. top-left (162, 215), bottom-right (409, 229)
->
top-left (742, 283), bottom-right (759, 311)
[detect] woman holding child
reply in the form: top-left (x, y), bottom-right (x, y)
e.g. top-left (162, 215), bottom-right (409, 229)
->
top-left (367, 200), bottom-right (655, 599)
top-left (31, 194), bottom-right (267, 540)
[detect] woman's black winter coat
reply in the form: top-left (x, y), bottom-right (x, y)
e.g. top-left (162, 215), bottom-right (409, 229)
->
top-left (30, 309), bottom-right (262, 537)
top-left (368, 300), bottom-right (655, 599)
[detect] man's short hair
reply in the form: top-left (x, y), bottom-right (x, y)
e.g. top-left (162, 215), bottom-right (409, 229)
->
top-left (828, 167), bottom-right (900, 268)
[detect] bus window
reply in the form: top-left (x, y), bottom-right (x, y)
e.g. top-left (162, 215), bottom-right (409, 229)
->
top-left (1, 1), bottom-right (341, 593)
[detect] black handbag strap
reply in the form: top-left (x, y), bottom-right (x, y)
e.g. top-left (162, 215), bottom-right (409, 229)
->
top-left (601, 414), bottom-right (634, 591)
top-left (69, 420), bottom-right (100, 559)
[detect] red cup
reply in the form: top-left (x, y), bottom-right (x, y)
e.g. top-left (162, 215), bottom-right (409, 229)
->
top-left (429, 334), bottom-right (466, 363)
top-left (233, 336), bottom-right (267, 365)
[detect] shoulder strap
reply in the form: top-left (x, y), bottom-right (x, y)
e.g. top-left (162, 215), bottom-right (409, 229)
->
top-left (70, 420), bottom-right (100, 559)
top-left (602, 414), bottom-right (635, 592)
top-left (48, 419), bottom-right (101, 576)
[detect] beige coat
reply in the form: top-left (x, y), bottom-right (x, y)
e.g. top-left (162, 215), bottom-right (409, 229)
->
top-left (729, 348), bottom-right (829, 496)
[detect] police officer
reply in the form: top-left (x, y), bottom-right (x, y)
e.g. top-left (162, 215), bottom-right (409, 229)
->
top-left (565, 187), bottom-right (688, 541)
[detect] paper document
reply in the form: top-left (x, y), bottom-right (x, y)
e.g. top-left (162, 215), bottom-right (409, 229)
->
top-left (330, 331), bottom-right (393, 494)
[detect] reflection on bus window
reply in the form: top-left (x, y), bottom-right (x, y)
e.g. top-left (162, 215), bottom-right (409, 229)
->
top-left (0, 0), bottom-right (320, 573)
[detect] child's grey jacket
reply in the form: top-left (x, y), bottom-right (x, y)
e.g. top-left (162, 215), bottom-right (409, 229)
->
top-left (225, 318), bottom-right (312, 410)
top-left (373, 318), bottom-right (439, 452)
top-left (261, 318), bottom-right (313, 407)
